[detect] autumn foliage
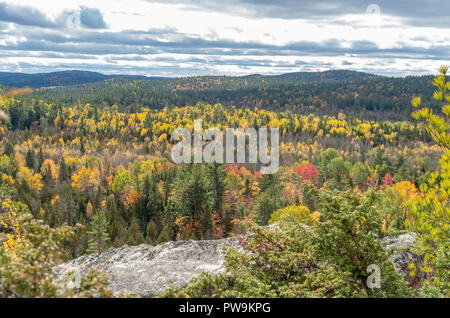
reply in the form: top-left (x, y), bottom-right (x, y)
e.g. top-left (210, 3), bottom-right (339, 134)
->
top-left (295, 163), bottom-right (320, 186)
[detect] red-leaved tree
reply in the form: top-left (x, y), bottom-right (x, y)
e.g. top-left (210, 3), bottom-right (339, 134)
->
top-left (295, 163), bottom-right (320, 186)
top-left (382, 173), bottom-right (394, 188)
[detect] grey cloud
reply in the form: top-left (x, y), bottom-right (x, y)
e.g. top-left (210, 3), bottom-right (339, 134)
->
top-left (56, 6), bottom-right (107, 29)
top-left (108, 55), bottom-right (311, 68)
top-left (79, 6), bottom-right (107, 29)
top-left (0, 47), bottom-right (438, 77)
top-left (0, 1), bottom-right (447, 76)
top-left (0, 2), bottom-right (55, 27)
top-left (148, 0), bottom-right (450, 28)
top-left (2, 26), bottom-right (450, 61)
top-left (0, 2), bottom-right (107, 30)
top-left (0, 50), bottom-right (100, 61)
top-left (0, 59), bottom-right (218, 77)
top-left (149, 0), bottom-right (363, 18)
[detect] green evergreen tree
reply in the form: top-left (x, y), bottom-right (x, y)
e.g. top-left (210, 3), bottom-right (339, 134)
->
top-left (172, 165), bottom-right (213, 238)
top-left (156, 228), bottom-right (170, 245)
top-left (126, 216), bottom-right (144, 246)
top-left (37, 147), bottom-right (44, 172)
top-left (319, 148), bottom-right (340, 181)
top-left (145, 220), bottom-right (158, 245)
top-left (80, 138), bottom-right (86, 154)
top-left (3, 141), bottom-right (14, 156)
top-left (254, 174), bottom-right (285, 225)
top-left (207, 163), bottom-right (226, 218)
top-left (300, 181), bottom-right (319, 212)
top-left (145, 177), bottom-right (163, 225)
top-left (25, 149), bottom-right (35, 170)
top-left (258, 173), bottom-right (276, 193)
top-left (87, 210), bottom-right (110, 254)
top-left (327, 157), bottom-right (351, 189)
top-left (350, 162), bottom-right (369, 188)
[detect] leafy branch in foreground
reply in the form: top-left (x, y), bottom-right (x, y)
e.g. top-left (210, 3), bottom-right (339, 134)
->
top-left (407, 66), bottom-right (450, 297)
top-left (0, 197), bottom-right (114, 298)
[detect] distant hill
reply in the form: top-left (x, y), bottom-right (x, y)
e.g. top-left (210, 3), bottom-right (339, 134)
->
top-left (273, 70), bottom-right (383, 82)
top-left (0, 69), bottom-right (384, 88)
top-left (0, 70), bottom-right (165, 88)
top-left (4, 69), bottom-right (435, 121)
top-left (19, 69), bottom-right (434, 122)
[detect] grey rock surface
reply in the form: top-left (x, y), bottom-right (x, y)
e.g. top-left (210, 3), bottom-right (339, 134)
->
top-left (55, 231), bottom-right (418, 297)
top-left (380, 233), bottom-right (419, 278)
top-left (54, 237), bottom-right (241, 297)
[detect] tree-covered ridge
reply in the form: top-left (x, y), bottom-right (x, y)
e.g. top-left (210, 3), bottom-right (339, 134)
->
top-left (274, 69), bottom-right (383, 82)
top-left (0, 69), bottom-right (380, 89)
top-left (10, 71), bottom-right (437, 121)
top-left (0, 70), bottom-right (163, 88)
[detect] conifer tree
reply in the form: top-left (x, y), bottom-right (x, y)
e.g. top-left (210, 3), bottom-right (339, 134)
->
top-left (125, 216), bottom-right (144, 246)
top-left (37, 147), bottom-right (44, 172)
top-left (59, 157), bottom-right (68, 182)
top-left (319, 148), bottom-right (340, 181)
top-left (80, 138), bottom-right (86, 154)
top-left (172, 165), bottom-right (213, 238)
top-left (156, 228), bottom-right (170, 245)
top-left (25, 149), bottom-right (35, 170)
top-left (242, 177), bottom-right (253, 216)
top-left (254, 174), bottom-right (285, 225)
top-left (3, 141), bottom-right (14, 156)
top-left (146, 220), bottom-right (158, 245)
top-left (207, 163), bottom-right (226, 218)
top-left (145, 177), bottom-right (163, 225)
top-left (87, 210), bottom-right (110, 254)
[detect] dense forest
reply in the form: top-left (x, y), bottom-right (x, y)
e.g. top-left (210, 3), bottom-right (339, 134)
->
top-left (10, 70), bottom-right (438, 121)
top-left (0, 68), bottom-right (448, 298)
top-left (0, 70), bottom-right (161, 88)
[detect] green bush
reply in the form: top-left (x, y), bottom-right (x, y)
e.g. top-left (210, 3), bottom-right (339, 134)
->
top-left (161, 189), bottom-right (412, 298)
top-left (268, 205), bottom-right (318, 226)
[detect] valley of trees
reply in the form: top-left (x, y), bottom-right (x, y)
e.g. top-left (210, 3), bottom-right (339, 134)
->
top-left (0, 68), bottom-right (448, 297)
top-left (20, 70), bottom-right (439, 121)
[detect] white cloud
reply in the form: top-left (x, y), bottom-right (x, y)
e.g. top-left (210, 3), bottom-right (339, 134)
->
top-left (0, 0), bottom-right (448, 76)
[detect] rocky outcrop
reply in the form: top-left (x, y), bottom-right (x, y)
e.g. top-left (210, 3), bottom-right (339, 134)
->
top-left (55, 232), bottom-right (420, 297)
top-left (54, 237), bottom-right (242, 297)
top-left (381, 233), bottom-right (420, 279)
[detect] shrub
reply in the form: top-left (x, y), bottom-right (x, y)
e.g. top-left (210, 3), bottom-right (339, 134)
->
top-left (161, 189), bottom-right (412, 298)
top-left (0, 199), bottom-right (113, 297)
top-left (268, 205), bottom-right (318, 226)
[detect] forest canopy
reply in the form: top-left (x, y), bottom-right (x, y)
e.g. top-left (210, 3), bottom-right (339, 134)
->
top-left (0, 67), bottom-right (448, 298)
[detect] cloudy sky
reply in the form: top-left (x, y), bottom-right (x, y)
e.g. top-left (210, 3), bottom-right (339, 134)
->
top-left (0, 0), bottom-right (449, 76)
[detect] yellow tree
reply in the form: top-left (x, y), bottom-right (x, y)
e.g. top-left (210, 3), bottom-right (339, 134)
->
top-left (71, 166), bottom-right (99, 192)
top-left (41, 159), bottom-right (58, 185)
top-left (268, 205), bottom-right (319, 226)
top-left (406, 66), bottom-right (450, 296)
top-left (17, 166), bottom-right (43, 192)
